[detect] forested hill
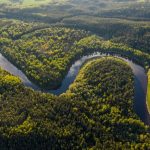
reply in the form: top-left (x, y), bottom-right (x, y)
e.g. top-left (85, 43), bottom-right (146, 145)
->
top-left (0, 0), bottom-right (150, 149)
top-left (0, 0), bottom-right (149, 21)
top-left (0, 58), bottom-right (150, 149)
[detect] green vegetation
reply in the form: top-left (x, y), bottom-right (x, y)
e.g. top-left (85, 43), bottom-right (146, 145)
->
top-left (0, 19), bottom-right (50, 39)
top-left (0, 58), bottom-right (150, 149)
top-left (0, 0), bottom-right (68, 7)
top-left (147, 70), bottom-right (150, 113)
top-left (0, 0), bottom-right (150, 149)
top-left (0, 21), bottom-right (150, 89)
top-left (0, 0), bottom-right (149, 55)
top-left (62, 17), bottom-right (150, 53)
top-left (0, 25), bottom-right (90, 89)
top-left (0, 0), bottom-right (149, 23)
top-left (0, 68), bottom-right (21, 92)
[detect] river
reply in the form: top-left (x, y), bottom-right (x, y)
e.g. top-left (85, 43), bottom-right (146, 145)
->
top-left (0, 52), bottom-right (150, 125)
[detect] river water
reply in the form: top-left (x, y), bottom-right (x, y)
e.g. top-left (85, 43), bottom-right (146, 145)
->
top-left (0, 53), bottom-right (150, 125)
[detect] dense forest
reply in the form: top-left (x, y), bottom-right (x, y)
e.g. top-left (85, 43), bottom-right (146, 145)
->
top-left (0, 0), bottom-right (150, 149)
top-left (0, 58), bottom-right (150, 149)
top-left (0, 22), bottom-right (150, 89)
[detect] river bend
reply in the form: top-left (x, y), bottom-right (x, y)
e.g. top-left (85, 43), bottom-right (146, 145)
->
top-left (0, 53), bottom-right (150, 125)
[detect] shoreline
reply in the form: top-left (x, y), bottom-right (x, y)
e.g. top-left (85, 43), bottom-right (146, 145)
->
top-left (146, 70), bottom-right (150, 114)
top-left (0, 52), bottom-right (149, 124)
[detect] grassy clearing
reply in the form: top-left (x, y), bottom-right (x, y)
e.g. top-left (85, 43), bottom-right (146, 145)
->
top-left (0, 0), bottom-right (68, 7)
top-left (147, 69), bottom-right (150, 113)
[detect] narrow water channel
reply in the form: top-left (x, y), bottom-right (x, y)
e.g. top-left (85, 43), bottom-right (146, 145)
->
top-left (0, 53), bottom-right (150, 125)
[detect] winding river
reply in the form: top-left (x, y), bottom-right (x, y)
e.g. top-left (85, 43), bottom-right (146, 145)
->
top-left (0, 52), bottom-right (150, 125)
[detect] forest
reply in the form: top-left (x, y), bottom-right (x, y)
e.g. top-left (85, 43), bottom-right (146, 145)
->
top-left (1, 23), bottom-right (150, 89)
top-left (0, 58), bottom-right (150, 149)
top-left (147, 70), bottom-right (150, 113)
top-left (0, 0), bottom-right (150, 149)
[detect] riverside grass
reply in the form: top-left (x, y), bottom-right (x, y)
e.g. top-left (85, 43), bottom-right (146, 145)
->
top-left (147, 70), bottom-right (150, 113)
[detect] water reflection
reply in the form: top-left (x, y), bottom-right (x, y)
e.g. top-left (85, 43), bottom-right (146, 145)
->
top-left (0, 53), bottom-right (149, 125)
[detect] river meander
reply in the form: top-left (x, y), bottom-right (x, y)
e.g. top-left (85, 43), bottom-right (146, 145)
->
top-left (0, 52), bottom-right (150, 125)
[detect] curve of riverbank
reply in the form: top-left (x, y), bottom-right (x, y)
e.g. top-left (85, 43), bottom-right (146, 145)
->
top-left (0, 52), bottom-right (150, 125)
top-left (147, 70), bottom-right (150, 114)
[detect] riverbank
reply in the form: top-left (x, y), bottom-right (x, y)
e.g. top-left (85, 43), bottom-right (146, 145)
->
top-left (0, 54), bottom-right (150, 149)
top-left (147, 70), bottom-right (150, 114)
top-left (0, 52), bottom-right (149, 124)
